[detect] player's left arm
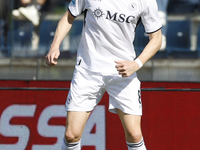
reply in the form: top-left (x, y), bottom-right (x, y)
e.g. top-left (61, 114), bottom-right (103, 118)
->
top-left (137, 28), bottom-right (162, 64)
top-left (115, 29), bottom-right (162, 77)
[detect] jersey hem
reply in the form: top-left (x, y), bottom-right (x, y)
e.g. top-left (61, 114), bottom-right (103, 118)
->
top-left (75, 64), bottom-right (119, 76)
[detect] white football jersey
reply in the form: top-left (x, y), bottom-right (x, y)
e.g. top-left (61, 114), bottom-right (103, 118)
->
top-left (68, 0), bottom-right (162, 74)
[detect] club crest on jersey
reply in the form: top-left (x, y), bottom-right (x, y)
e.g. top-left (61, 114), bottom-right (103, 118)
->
top-left (129, 2), bottom-right (137, 11)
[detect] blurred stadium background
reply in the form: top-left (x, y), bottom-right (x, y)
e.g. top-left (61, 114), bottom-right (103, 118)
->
top-left (0, 0), bottom-right (200, 81)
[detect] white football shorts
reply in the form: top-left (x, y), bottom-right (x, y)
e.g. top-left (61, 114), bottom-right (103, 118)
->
top-left (65, 66), bottom-right (142, 115)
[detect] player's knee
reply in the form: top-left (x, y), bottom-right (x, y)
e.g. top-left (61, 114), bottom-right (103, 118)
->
top-left (127, 131), bottom-right (143, 143)
top-left (65, 130), bottom-right (81, 143)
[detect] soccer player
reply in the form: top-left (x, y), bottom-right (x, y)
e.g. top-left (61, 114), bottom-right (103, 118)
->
top-left (46, 0), bottom-right (162, 149)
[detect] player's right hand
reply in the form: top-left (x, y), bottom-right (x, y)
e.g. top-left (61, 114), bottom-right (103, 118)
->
top-left (45, 46), bottom-right (60, 66)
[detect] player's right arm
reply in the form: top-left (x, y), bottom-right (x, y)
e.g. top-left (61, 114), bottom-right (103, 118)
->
top-left (45, 10), bottom-right (75, 66)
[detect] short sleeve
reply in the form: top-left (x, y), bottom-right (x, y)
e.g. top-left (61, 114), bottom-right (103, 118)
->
top-left (141, 0), bottom-right (162, 34)
top-left (68, 0), bottom-right (85, 17)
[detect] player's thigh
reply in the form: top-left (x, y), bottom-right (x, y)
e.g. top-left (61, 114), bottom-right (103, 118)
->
top-left (65, 111), bottom-right (91, 140)
top-left (116, 109), bottom-right (142, 143)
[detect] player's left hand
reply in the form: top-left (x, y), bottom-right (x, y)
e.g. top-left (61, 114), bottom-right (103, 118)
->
top-left (115, 60), bottom-right (140, 77)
